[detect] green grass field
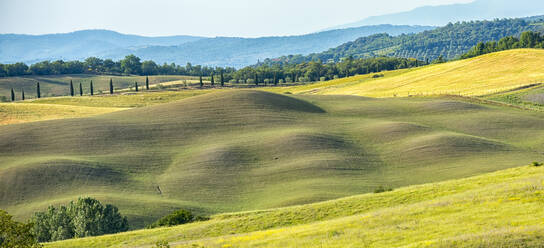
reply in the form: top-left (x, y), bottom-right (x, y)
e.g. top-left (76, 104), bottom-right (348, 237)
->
top-left (268, 49), bottom-right (544, 97)
top-left (2, 49), bottom-right (544, 247)
top-left (0, 74), bottom-right (198, 100)
top-left (2, 90), bottom-right (544, 230)
top-left (45, 165), bottom-right (544, 247)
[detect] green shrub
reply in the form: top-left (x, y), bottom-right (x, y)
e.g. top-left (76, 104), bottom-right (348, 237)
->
top-left (32, 197), bottom-right (128, 242)
top-left (374, 186), bottom-right (393, 194)
top-left (153, 240), bottom-right (170, 248)
top-left (0, 209), bottom-right (41, 248)
top-left (148, 209), bottom-right (208, 228)
top-left (532, 162), bottom-right (543, 167)
top-left (372, 74), bottom-right (385, 78)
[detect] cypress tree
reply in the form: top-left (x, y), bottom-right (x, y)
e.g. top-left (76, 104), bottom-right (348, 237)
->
top-left (274, 72), bottom-right (278, 86)
top-left (90, 80), bottom-right (94, 96)
top-left (69, 80), bottom-right (74, 96)
top-left (211, 73), bottom-right (215, 86)
top-left (79, 83), bottom-right (83, 96)
top-left (135, 82), bottom-right (139, 92)
top-left (254, 74), bottom-right (258, 86)
top-left (220, 70), bottom-right (224, 87)
top-left (11, 88), bottom-right (15, 101)
top-left (145, 76), bottom-right (149, 90)
top-left (109, 78), bottom-right (113, 94)
top-left (199, 74), bottom-right (203, 88)
top-left (21, 89), bottom-right (25, 100)
top-left (36, 82), bottom-right (41, 98)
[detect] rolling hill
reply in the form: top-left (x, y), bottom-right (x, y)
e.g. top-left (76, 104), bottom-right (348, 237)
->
top-left (0, 25), bottom-right (434, 67)
top-left (47, 165), bottom-right (544, 247)
top-left (1, 90), bottom-right (544, 230)
top-left (272, 49), bottom-right (544, 97)
top-left (329, 0), bottom-right (544, 29)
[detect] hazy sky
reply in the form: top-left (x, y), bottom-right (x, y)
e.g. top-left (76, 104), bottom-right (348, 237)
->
top-left (0, 0), bottom-right (474, 37)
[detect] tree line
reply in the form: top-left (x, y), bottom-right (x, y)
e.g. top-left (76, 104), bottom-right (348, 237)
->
top-left (0, 55), bottom-right (236, 78)
top-left (461, 31), bottom-right (544, 59)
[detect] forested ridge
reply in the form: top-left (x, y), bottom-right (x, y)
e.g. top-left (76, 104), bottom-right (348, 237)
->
top-left (265, 16), bottom-right (544, 64)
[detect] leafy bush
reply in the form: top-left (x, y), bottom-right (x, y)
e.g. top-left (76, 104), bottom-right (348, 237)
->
top-left (532, 162), bottom-right (543, 167)
top-left (153, 240), bottom-right (170, 248)
top-left (0, 209), bottom-right (41, 248)
top-left (374, 186), bottom-right (393, 194)
top-left (32, 197), bottom-right (128, 242)
top-left (148, 209), bottom-right (208, 228)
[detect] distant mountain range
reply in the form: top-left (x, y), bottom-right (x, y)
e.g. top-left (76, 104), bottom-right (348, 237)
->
top-left (329, 0), bottom-right (544, 29)
top-left (0, 25), bottom-right (434, 67)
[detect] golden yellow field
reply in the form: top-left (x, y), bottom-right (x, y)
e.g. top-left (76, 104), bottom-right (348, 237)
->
top-left (272, 49), bottom-right (544, 97)
top-left (0, 103), bottom-right (123, 125)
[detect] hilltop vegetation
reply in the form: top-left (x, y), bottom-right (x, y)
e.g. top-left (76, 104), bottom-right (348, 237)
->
top-left (2, 90), bottom-right (544, 230)
top-left (269, 16), bottom-right (544, 63)
top-left (46, 165), bottom-right (544, 247)
top-left (271, 49), bottom-right (544, 97)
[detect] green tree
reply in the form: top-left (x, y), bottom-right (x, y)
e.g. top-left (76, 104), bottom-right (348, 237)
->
top-left (120, 55), bottom-right (142, 75)
top-left (69, 80), bottom-right (74, 96)
top-left (199, 74), bottom-right (203, 87)
top-left (141, 61), bottom-right (158, 75)
top-left (145, 76), bottom-right (149, 90)
top-left (220, 70), bottom-right (224, 87)
top-left (109, 79), bottom-right (114, 95)
top-left (90, 80), bottom-right (94, 96)
top-left (36, 82), bottom-right (40, 99)
top-left (0, 209), bottom-right (41, 248)
top-left (10, 88), bottom-right (14, 101)
top-left (32, 197), bottom-right (128, 242)
top-left (211, 73), bottom-right (215, 86)
top-left (79, 83), bottom-right (83, 96)
top-left (135, 82), bottom-right (139, 92)
top-left (21, 89), bottom-right (25, 100)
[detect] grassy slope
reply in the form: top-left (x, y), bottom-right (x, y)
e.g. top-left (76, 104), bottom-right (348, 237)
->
top-left (47, 165), bottom-right (544, 248)
top-left (0, 74), bottom-right (197, 100)
top-left (0, 103), bottom-right (123, 125)
top-left (485, 84), bottom-right (544, 111)
top-left (268, 49), bottom-right (544, 97)
top-left (2, 90), bottom-right (544, 229)
top-left (0, 90), bottom-right (213, 125)
top-left (27, 90), bottom-right (213, 108)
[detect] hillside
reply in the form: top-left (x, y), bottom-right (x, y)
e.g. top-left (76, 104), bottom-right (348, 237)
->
top-left (0, 25), bottom-right (434, 67)
top-left (271, 16), bottom-right (544, 63)
top-left (47, 165), bottom-right (544, 247)
top-left (272, 49), bottom-right (544, 97)
top-left (2, 90), bottom-right (544, 229)
top-left (329, 0), bottom-right (544, 29)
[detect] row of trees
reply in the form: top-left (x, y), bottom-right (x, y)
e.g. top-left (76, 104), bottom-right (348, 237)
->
top-left (461, 31), bottom-right (544, 59)
top-left (7, 77), bottom-right (153, 101)
top-left (0, 55), bottom-right (235, 77)
top-left (0, 55), bottom-right (423, 83)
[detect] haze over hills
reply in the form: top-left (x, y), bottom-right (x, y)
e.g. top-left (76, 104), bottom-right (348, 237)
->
top-left (0, 25), bottom-right (434, 67)
top-left (329, 0), bottom-right (544, 30)
top-left (0, 30), bottom-right (204, 64)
